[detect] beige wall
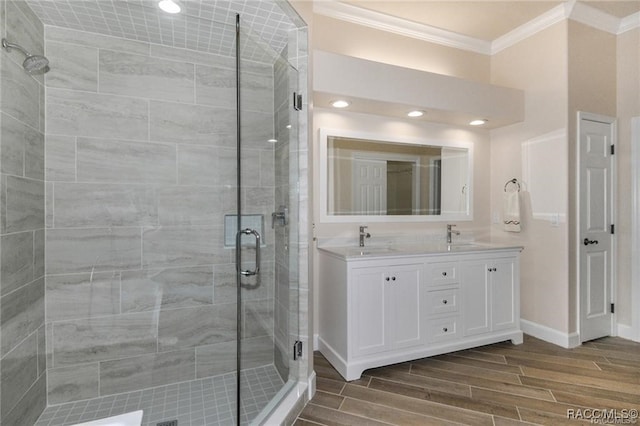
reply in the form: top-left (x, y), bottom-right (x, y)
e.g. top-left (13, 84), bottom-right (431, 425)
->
top-left (615, 28), bottom-right (640, 326)
top-left (490, 22), bottom-right (571, 333)
top-left (312, 14), bottom-right (491, 83)
top-left (567, 21), bottom-right (617, 333)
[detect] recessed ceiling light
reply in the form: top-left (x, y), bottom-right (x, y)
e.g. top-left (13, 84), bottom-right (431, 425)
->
top-left (470, 119), bottom-right (488, 126)
top-left (268, 138), bottom-right (278, 143)
top-left (159, 0), bottom-right (181, 14)
top-left (286, 124), bottom-right (292, 129)
top-left (407, 110), bottom-right (424, 118)
top-left (331, 100), bottom-right (350, 108)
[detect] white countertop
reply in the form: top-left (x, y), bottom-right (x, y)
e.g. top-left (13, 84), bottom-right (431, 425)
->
top-left (318, 242), bottom-right (524, 260)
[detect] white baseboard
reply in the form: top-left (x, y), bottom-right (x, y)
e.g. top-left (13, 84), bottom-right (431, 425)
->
top-left (520, 319), bottom-right (581, 348)
top-left (313, 333), bottom-right (319, 351)
top-left (617, 323), bottom-right (639, 341)
top-left (307, 371), bottom-right (316, 400)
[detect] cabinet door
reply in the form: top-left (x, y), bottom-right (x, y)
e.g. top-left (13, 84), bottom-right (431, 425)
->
top-left (461, 260), bottom-right (490, 336)
top-left (389, 266), bottom-right (422, 349)
top-left (351, 268), bottom-right (390, 357)
top-left (491, 258), bottom-right (517, 331)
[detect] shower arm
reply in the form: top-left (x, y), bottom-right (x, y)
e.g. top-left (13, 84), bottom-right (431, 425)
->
top-left (2, 39), bottom-right (31, 56)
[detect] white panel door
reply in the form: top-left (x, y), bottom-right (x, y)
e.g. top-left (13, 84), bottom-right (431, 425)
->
top-left (353, 158), bottom-right (387, 215)
top-left (579, 116), bottom-right (614, 342)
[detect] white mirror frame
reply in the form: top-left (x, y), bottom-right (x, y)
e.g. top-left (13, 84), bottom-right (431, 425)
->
top-left (319, 127), bottom-right (474, 223)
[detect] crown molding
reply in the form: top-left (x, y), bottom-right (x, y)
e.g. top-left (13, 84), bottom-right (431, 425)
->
top-left (313, 0), bottom-right (491, 55)
top-left (491, 2), bottom-right (571, 54)
top-left (570, 1), bottom-right (622, 35)
top-left (314, 1), bottom-right (640, 57)
top-left (619, 12), bottom-right (640, 34)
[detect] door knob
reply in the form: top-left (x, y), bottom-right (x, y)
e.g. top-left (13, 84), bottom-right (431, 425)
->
top-left (583, 238), bottom-right (599, 246)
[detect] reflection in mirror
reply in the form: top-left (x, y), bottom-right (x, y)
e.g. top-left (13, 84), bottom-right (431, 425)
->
top-left (324, 133), bottom-right (470, 220)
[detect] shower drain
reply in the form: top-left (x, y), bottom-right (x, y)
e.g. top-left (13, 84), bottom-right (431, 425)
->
top-left (156, 421), bottom-right (178, 426)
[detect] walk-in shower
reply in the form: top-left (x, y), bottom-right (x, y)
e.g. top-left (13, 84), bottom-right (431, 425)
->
top-left (0, 0), bottom-right (309, 425)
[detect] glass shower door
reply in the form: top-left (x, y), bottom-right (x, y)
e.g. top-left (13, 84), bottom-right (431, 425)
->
top-left (236, 18), bottom-right (300, 424)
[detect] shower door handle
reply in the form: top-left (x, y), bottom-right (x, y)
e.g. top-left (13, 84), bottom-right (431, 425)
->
top-left (237, 228), bottom-right (261, 276)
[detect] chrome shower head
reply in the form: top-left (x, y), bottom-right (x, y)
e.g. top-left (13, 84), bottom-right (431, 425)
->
top-left (2, 38), bottom-right (50, 74)
top-left (22, 54), bottom-right (50, 74)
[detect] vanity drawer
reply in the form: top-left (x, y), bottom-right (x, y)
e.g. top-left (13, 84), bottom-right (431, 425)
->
top-left (426, 288), bottom-right (459, 316)
top-left (428, 262), bottom-right (458, 286)
top-left (427, 316), bottom-right (460, 343)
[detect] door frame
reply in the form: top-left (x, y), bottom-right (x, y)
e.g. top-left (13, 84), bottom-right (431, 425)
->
top-left (631, 117), bottom-right (640, 341)
top-left (576, 111), bottom-right (617, 342)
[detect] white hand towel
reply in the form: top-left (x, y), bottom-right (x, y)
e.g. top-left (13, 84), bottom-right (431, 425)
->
top-left (503, 191), bottom-right (521, 232)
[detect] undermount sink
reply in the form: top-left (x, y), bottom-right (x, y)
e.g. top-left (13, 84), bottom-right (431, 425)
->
top-left (445, 242), bottom-right (486, 251)
top-left (346, 246), bottom-right (397, 256)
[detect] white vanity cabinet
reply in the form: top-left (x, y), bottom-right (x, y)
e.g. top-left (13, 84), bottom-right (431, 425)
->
top-left (318, 245), bottom-right (523, 381)
top-left (351, 263), bottom-right (422, 357)
top-left (461, 256), bottom-right (518, 336)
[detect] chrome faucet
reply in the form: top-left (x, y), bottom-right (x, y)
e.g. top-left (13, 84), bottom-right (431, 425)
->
top-left (359, 225), bottom-right (371, 247)
top-left (446, 224), bottom-right (460, 244)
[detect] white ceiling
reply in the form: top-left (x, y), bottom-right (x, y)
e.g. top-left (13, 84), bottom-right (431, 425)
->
top-left (341, 1), bottom-right (640, 41)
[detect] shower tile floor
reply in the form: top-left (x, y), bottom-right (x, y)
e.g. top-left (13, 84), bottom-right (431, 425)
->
top-left (35, 365), bottom-right (284, 426)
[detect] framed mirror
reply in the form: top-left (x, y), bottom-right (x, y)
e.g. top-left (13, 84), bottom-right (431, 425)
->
top-left (319, 128), bottom-right (473, 222)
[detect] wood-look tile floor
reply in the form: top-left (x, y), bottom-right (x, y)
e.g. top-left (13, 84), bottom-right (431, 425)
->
top-left (296, 335), bottom-right (640, 425)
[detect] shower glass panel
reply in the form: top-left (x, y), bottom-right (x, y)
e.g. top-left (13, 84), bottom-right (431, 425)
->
top-left (237, 21), bottom-right (300, 424)
top-left (33, 1), bottom-right (300, 424)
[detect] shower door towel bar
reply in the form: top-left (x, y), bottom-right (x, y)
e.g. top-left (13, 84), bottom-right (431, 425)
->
top-left (504, 178), bottom-right (521, 192)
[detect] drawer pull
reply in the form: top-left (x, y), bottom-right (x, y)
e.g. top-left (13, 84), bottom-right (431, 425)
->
top-left (442, 299), bottom-right (448, 304)
top-left (385, 277), bottom-right (390, 281)
top-left (391, 276), bottom-right (396, 281)
top-left (442, 327), bottom-right (448, 332)
top-left (442, 272), bottom-right (447, 276)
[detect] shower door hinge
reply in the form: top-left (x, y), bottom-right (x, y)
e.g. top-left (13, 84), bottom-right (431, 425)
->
top-left (611, 224), bottom-right (615, 234)
top-left (611, 303), bottom-right (615, 314)
top-left (293, 92), bottom-right (303, 111)
top-left (611, 144), bottom-right (615, 155)
top-left (293, 340), bottom-right (303, 360)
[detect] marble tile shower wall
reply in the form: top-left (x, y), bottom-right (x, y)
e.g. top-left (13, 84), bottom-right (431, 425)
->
top-left (44, 26), bottom-right (279, 405)
top-left (0, 1), bottom-right (47, 425)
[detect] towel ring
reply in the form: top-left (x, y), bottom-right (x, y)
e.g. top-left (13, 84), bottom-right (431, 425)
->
top-left (504, 178), bottom-right (520, 192)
